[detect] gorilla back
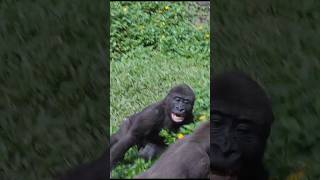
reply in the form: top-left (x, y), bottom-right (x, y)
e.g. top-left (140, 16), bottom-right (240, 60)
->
top-left (136, 121), bottom-right (210, 179)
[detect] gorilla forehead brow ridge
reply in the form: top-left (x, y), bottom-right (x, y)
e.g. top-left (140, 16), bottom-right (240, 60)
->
top-left (169, 84), bottom-right (195, 98)
top-left (213, 71), bottom-right (274, 125)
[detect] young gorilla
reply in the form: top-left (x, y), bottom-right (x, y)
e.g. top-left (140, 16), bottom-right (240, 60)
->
top-left (135, 121), bottom-right (210, 179)
top-left (110, 84), bottom-right (195, 171)
top-left (211, 71), bottom-right (274, 180)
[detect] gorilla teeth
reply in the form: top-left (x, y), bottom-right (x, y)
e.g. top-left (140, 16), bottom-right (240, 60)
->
top-left (171, 113), bottom-right (184, 122)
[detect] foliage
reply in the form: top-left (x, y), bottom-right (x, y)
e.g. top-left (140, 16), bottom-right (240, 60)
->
top-left (111, 147), bottom-right (154, 179)
top-left (110, 2), bottom-right (209, 61)
top-left (160, 117), bottom-right (208, 145)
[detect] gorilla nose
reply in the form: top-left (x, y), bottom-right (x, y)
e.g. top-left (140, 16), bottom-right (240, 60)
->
top-left (221, 143), bottom-right (231, 154)
top-left (176, 106), bottom-right (185, 113)
top-left (215, 137), bottom-right (232, 154)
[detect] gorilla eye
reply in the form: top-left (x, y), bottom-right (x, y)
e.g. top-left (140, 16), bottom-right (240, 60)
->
top-left (183, 99), bottom-right (190, 104)
top-left (212, 119), bottom-right (222, 128)
top-left (174, 97), bottom-right (181, 101)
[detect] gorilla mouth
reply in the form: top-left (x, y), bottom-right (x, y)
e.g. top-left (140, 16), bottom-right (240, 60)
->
top-left (171, 113), bottom-right (184, 122)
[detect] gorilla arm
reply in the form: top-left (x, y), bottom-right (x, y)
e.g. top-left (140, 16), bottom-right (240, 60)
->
top-left (110, 104), bottom-right (163, 170)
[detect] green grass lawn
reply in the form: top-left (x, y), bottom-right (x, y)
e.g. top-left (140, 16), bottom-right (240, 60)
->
top-left (110, 2), bottom-right (209, 178)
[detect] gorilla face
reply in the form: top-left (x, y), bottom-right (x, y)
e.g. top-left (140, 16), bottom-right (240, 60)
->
top-left (211, 71), bottom-right (274, 178)
top-left (212, 108), bottom-right (267, 175)
top-left (166, 84), bottom-right (195, 124)
top-left (169, 94), bottom-right (194, 123)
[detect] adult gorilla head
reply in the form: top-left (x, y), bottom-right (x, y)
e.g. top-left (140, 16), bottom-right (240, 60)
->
top-left (165, 84), bottom-right (195, 124)
top-left (211, 71), bottom-right (274, 179)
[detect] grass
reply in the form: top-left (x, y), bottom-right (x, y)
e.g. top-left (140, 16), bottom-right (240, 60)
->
top-left (110, 2), bottom-right (209, 178)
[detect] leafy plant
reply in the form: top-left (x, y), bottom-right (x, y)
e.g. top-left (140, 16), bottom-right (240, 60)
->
top-left (110, 2), bottom-right (209, 61)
